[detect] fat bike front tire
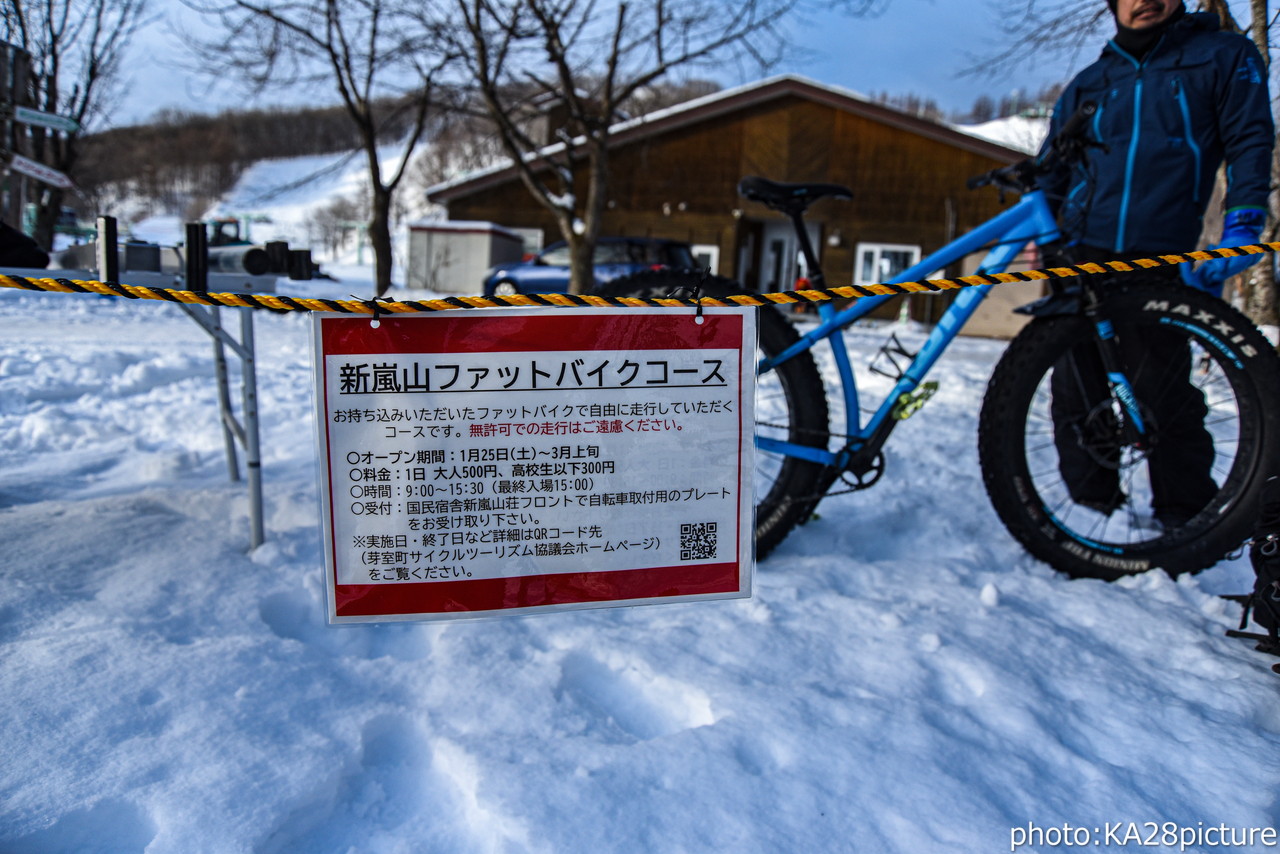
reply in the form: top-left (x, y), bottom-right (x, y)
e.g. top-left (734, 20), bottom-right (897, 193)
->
top-left (978, 281), bottom-right (1280, 580)
top-left (597, 271), bottom-right (830, 558)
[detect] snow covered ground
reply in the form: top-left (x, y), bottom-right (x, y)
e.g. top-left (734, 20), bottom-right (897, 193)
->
top-left (3, 262), bottom-right (1280, 853)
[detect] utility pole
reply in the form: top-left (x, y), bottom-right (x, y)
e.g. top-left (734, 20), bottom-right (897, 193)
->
top-left (0, 41), bottom-right (32, 229)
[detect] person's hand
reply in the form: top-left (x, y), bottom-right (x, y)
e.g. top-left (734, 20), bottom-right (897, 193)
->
top-left (1181, 207), bottom-right (1267, 297)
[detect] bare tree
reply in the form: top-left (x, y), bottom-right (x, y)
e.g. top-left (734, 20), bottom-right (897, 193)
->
top-left (445, 0), bottom-right (878, 294)
top-left (2, 0), bottom-right (150, 251)
top-left (977, 2), bottom-right (1113, 75)
top-left (873, 90), bottom-right (943, 121)
top-left (1230, 0), bottom-right (1280, 331)
top-left (185, 0), bottom-right (457, 296)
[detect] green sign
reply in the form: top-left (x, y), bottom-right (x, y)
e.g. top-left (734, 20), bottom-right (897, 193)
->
top-left (13, 105), bottom-right (79, 133)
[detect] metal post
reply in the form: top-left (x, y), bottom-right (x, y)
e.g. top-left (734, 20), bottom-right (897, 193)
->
top-left (95, 215), bottom-right (118, 282)
top-left (239, 307), bottom-right (264, 548)
top-left (264, 241), bottom-right (289, 274)
top-left (287, 249), bottom-right (312, 280)
top-left (177, 299), bottom-right (262, 549)
top-left (1, 44), bottom-right (30, 227)
top-left (210, 306), bottom-right (241, 482)
top-left (11, 47), bottom-right (30, 230)
top-left (0, 44), bottom-right (11, 223)
top-left (185, 222), bottom-right (208, 293)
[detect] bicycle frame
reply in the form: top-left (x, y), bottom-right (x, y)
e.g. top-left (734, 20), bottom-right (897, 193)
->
top-left (757, 189), bottom-right (1061, 470)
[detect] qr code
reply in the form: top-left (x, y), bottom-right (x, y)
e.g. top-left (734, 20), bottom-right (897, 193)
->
top-left (680, 522), bottom-right (718, 560)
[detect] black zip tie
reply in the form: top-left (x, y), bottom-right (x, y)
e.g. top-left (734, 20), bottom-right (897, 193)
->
top-left (666, 268), bottom-right (709, 321)
top-left (358, 295), bottom-right (390, 325)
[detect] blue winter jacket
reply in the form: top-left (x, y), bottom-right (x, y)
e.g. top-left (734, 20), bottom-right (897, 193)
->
top-left (1040, 12), bottom-right (1273, 255)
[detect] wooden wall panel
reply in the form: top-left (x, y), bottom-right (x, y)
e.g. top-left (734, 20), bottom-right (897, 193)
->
top-left (443, 91), bottom-right (1020, 317)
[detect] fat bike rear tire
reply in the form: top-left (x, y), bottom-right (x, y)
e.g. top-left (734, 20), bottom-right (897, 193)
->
top-left (597, 271), bottom-right (830, 558)
top-left (979, 281), bottom-right (1280, 580)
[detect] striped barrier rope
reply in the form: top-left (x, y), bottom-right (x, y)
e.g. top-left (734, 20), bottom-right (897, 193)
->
top-left (1, 242), bottom-right (1275, 315)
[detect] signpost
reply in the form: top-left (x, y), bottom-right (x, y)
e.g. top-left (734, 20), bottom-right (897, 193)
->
top-left (12, 105), bottom-right (79, 133)
top-left (2, 42), bottom-right (78, 218)
top-left (7, 153), bottom-right (72, 189)
top-left (313, 307), bottom-right (756, 623)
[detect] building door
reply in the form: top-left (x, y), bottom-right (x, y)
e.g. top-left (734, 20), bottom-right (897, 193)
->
top-left (758, 220), bottom-right (820, 292)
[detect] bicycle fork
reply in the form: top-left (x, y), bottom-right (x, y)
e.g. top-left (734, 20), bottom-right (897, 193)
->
top-left (1082, 284), bottom-right (1150, 449)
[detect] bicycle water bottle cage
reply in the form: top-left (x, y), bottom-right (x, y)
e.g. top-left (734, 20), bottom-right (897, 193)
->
top-left (869, 332), bottom-right (917, 380)
top-left (738, 176), bottom-right (852, 216)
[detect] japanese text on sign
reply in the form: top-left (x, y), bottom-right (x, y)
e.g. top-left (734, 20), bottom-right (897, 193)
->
top-left (313, 307), bottom-right (755, 623)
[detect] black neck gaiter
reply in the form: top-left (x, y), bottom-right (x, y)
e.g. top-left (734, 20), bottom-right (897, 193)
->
top-left (1113, 3), bottom-right (1186, 60)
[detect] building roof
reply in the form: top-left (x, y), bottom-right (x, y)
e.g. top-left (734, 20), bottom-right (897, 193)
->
top-left (427, 74), bottom-right (1027, 203)
top-left (407, 219), bottom-right (523, 240)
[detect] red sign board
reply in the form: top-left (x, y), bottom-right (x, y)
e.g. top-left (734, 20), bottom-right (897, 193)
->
top-left (312, 307), bottom-right (756, 622)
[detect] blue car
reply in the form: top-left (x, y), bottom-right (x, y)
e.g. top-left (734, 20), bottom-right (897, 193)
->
top-left (482, 236), bottom-right (696, 296)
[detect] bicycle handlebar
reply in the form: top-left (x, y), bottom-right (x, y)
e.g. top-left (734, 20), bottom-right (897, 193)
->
top-left (1055, 100), bottom-right (1097, 147)
top-left (966, 100), bottom-right (1099, 195)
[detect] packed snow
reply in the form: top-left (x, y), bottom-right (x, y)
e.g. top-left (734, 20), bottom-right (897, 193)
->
top-left (3, 263), bottom-right (1280, 852)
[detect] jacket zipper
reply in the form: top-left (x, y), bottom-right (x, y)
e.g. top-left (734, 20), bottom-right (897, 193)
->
top-left (1117, 71), bottom-right (1143, 253)
top-left (1172, 77), bottom-right (1202, 203)
top-left (1108, 36), bottom-right (1170, 253)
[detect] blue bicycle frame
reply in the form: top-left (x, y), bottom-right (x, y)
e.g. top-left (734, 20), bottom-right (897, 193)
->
top-left (757, 188), bottom-right (1062, 469)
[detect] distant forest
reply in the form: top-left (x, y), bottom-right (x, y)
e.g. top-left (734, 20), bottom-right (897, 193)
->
top-left (872, 83), bottom-right (1064, 125)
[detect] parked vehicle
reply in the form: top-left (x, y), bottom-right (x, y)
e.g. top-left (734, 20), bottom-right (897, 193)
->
top-left (482, 236), bottom-right (696, 296)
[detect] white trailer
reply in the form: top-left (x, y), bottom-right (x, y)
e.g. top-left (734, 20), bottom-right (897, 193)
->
top-left (406, 220), bottom-right (526, 293)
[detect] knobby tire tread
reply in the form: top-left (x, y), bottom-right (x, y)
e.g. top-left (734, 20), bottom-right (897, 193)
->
top-left (979, 281), bottom-right (1280, 580)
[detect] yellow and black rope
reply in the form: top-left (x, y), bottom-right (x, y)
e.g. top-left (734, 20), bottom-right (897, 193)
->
top-left (1, 243), bottom-right (1274, 315)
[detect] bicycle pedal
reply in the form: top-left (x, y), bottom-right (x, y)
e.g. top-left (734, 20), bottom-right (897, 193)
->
top-left (891, 382), bottom-right (939, 420)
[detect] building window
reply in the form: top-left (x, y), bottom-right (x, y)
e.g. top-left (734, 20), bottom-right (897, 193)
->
top-left (855, 243), bottom-right (921, 287)
top-left (691, 244), bottom-right (720, 275)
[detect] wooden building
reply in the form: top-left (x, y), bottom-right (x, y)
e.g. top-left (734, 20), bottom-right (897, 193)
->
top-left (428, 75), bottom-right (1038, 328)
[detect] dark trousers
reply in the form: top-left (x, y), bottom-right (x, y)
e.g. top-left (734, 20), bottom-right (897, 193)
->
top-left (1050, 327), bottom-right (1217, 520)
top-left (1044, 245), bottom-right (1217, 521)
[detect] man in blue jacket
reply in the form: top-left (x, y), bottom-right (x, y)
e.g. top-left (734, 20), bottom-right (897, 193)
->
top-left (1039, 0), bottom-right (1273, 527)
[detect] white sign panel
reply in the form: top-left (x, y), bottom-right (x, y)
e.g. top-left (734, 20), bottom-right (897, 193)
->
top-left (313, 306), bottom-right (756, 623)
top-left (7, 153), bottom-right (72, 189)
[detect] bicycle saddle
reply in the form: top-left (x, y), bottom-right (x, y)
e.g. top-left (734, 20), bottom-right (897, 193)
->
top-left (737, 176), bottom-right (852, 213)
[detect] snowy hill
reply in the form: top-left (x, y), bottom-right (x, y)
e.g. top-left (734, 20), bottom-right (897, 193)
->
top-left (4, 142), bottom-right (1280, 852)
top-left (127, 143), bottom-right (436, 277)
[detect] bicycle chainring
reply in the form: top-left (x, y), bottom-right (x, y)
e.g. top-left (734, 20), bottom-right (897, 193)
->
top-left (836, 451), bottom-right (885, 493)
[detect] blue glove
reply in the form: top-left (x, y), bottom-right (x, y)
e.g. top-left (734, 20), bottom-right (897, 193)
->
top-left (1181, 207), bottom-right (1266, 297)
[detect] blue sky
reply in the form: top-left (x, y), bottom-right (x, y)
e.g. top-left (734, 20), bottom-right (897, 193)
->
top-left (115, 0), bottom-right (1122, 126)
top-left (771, 0), bottom-right (1091, 114)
